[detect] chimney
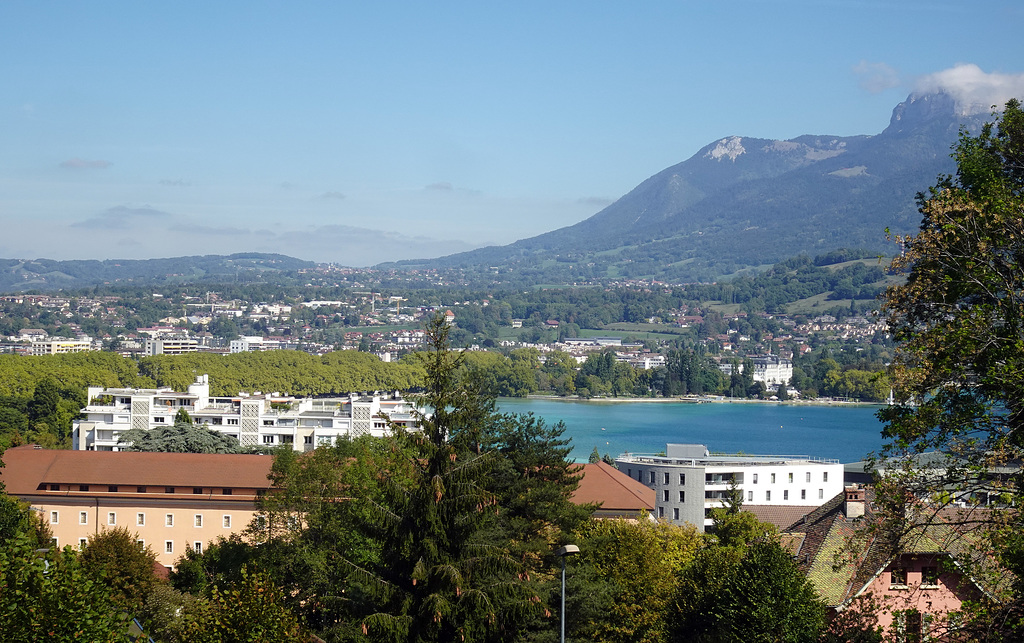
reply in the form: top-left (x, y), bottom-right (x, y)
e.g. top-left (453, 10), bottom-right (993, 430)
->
top-left (844, 484), bottom-right (865, 519)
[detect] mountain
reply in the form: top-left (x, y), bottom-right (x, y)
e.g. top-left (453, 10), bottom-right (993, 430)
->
top-left (0, 253), bottom-right (315, 292)
top-left (387, 92), bottom-right (987, 282)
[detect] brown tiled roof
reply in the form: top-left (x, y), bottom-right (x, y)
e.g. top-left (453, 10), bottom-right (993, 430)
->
top-left (572, 462), bottom-right (654, 513)
top-left (744, 504), bottom-right (813, 531)
top-left (0, 445), bottom-right (274, 494)
top-left (783, 486), bottom-right (1002, 608)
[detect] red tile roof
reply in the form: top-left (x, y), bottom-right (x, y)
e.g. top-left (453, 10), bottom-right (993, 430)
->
top-left (572, 462), bottom-right (655, 514)
top-left (0, 445), bottom-right (274, 494)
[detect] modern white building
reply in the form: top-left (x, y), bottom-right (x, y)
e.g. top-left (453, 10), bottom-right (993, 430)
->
top-left (74, 374), bottom-right (418, 452)
top-left (616, 443), bottom-right (844, 531)
top-left (145, 336), bottom-right (199, 355)
top-left (229, 336), bottom-right (281, 353)
top-left (29, 337), bottom-right (94, 355)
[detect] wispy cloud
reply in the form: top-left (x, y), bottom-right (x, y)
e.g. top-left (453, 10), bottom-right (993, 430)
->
top-left (159, 179), bottom-right (191, 187)
top-left (914, 64), bottom-right (1024, 115)
top-left (577, 196), bottom-right (614, 209)
top-left (169, 223), bottom-right (251, 236)
top-left (72, 205), bottom-right (169, 229)
top-left (318, 191), bottom-right (346, 200)
top-left (853, 61), bottom-right (901, 94)
top-left (60, 158), bottom-right (112, 170)
top-left (425, 182), bottom-right (454, 191)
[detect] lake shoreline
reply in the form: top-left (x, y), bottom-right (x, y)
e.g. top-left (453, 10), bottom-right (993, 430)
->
top-left (518, 394), bottom-right (884, 408)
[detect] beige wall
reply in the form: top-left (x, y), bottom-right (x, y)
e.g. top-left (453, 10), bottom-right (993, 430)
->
top-left (30, 496), bottom-right (258, 567)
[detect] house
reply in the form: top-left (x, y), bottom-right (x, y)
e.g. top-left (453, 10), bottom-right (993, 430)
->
top-left (0, 445), bottom-right (274, 567)
top-left (784, 485), bottom-right (1000, 639)
top-left (572, 462), bottom-right (655, 520)
top-left (616, 443), bottom-right (843, 530)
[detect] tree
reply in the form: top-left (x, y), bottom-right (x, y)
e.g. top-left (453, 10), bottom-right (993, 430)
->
top-left (176, 566), bottom-right (306, 642)
top-left (0, 533), bottom-right (133, 642)
top-left (879, 99), bottom-right (1024, 637)
top-left (79, 526), bottom-right (160, 611)
top-left (346, 316), bottom-right (538, 642)
top-left (118, 420), bottom-right (245, 453)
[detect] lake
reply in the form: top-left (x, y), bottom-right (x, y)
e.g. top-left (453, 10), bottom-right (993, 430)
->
top-left (495, 398), bottom-right (888, 464)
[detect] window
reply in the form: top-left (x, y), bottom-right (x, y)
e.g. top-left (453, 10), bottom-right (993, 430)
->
top-left (823, 472), bottom-right (829, 482)
top-left (227, 418), bottom-right (239, 425)
top-left (194, 514), bottom-right (203, 528)
top-left (783, 490), bottom-right (789, 501)
top-left (165, 486), bottom-right (175, 494)
top-left (108, 485), bottom-right (118, 493)
top-left (771, 473), bottom-right (776, 484)
top-left (806, 472), bottom-right (811, 483)
top-left (752, 473), bottom-right (758, 484)
top-left (679, 490), bottom-right (685, 502)
top-left (137, 486), bottom-right (146, 493)
top-left (649, 471), bottom-right (655, 484)
top-left (658, 506), bottom-right (664, 518)
top-left (637, 471), bottom-right (642, 482)
top-left (194, 542), bottom-right (203, 554)
top-left (165, 514), bottom-right (174, 527)
top-left (193, 487), bottom-right (203, 495)
top-left (49, 484), bottom-right (60, 491)
top-left (263, 435), bottom-right (275, 444)
top-left (748, 491), bottom-right (753, 501)
top-left (890, 568), bottom-right (908, 586)
top-left (137, 539), bottom-right (145, 548)
top-left (788, 472), bottom-right (794, 483)
top-left (79, 485), bottom-right (89, 491)
top-left (663, 472), bottom-right (670, 485)
top-left (79, 511), bottom-right (87, 525)
top-left (304, 435), bottom-right (313, 444)
top-left (223, 515), bottom-right (232, 528)
top-left (679, 473), bottom-right (686, 484)
top-left (801, 489), bottom-right (806, 500)
top-left (108, 512), bottom-right (116, 526)
top-left (922, 566), bottom-right (939, 586)
top-left (50, 511), bottom-right (59, 524)
top-left (766, 490), bottom-right (771, 501)
top-left (137, 513), bottom-right (145, 526)
top-left (154, 416), bottom-right (165, 423)
top-left (79, 538), bottom-right (88, 548)
top-left (673, 508), bottom-right (679, 520)
top-left (819, 489), bottom-right (824, 499)
top-left (663, 489), bottom-right (669, 502)
top-left (165, 541), bottom-right (174, 554)
top-left (222, 488), bottom-right (232, 495)
top-left (263, 419), bottom-right (275, 426)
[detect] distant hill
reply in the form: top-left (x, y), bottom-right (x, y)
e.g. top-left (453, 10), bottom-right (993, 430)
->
top-left (385, 91), bottom-right (988, 282)
top-left (0, 253), bottom-right (314, 291)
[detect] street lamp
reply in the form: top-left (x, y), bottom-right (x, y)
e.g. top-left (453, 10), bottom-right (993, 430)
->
top-left (556, 544), bottom-right (580, 643)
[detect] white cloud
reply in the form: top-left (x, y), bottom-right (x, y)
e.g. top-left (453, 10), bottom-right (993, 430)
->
top-left (914, 64), bottom-right (1024, 115)
top-left (853, 61), bottom-right (901, 94)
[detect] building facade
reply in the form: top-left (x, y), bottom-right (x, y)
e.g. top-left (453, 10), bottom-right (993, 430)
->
top-left (1, 445), bottom-right (274, 567)
top-left (74, 374), bottom-right (418, 451)
top-left (616, 443), bottom-right (843, 530)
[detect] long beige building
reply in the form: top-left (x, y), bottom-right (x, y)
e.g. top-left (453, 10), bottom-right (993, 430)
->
top-left (1, 445), bottom-right (273, 567)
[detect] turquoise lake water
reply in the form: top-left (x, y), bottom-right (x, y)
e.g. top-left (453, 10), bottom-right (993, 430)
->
top-left (495, 398), bottom-right (888, 464)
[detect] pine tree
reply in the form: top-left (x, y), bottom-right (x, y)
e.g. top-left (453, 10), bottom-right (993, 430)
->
top-left (348, 316), bottom-right (535, 642)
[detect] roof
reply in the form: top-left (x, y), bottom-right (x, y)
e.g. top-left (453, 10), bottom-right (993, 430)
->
top-left (0, 445), bottom-right (274, 493)
top-left (744, 504), bottom-right (814, 531)
top-left (783, 486), bottom-right (1002, 608)
top-left (572, 462), bottom-right (654, 513)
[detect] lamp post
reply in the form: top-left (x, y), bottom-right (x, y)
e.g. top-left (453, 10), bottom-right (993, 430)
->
top-left (556, 544), bottom-right (579, 643)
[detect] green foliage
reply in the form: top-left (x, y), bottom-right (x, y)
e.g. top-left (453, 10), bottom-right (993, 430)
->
top-left (175, 566), bottom-right (306, 642)
top-left (79, 526), bottom-right (160, 611)
top-left (0, 533), bottom-right (133, 642)
top-left (119, 419), bottom-right (246, 453)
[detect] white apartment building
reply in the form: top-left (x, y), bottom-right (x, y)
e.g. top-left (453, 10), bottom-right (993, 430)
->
top-left (145, 337), bottom-right (199, 355)
top-left (29, 337), bottom-right (94, 355)
top-left (616, 443), bottom-right (843, 531)
top-left (74, 374), bottom-right (418, 452)
top-left (229, 336), bottom-right (281, 353)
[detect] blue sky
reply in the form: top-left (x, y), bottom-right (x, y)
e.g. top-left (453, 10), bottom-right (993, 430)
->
top-left (2, 1), bottom-right (1023, 266)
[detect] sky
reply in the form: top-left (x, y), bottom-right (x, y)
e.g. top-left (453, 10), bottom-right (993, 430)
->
top-left (2, 1), bottom-right (1024, 267)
